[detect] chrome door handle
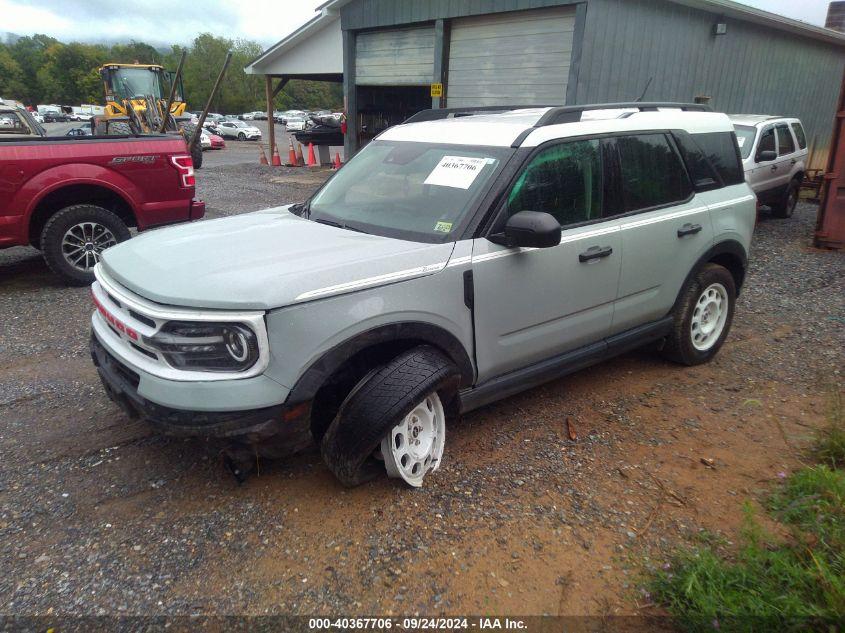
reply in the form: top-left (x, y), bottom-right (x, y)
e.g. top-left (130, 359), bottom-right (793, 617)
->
top-left (770, 165), bottom-right (778, 171)
top-left (579, 245), bottom-right (613, 262)
top-left (790, 159), bottom-right (797, 165)
top-left (677, 223), bottom-right (703, 238)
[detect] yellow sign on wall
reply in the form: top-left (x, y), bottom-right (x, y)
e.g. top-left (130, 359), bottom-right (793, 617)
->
top-left (430, 83), bottom-right (443, 98)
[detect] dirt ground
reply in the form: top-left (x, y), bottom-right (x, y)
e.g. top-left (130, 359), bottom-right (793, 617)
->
top-left (0, 174), bottom-right (842, 621)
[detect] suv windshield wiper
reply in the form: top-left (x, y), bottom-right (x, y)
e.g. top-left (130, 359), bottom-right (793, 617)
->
top-left (313, 216), bottom-right (364, 234)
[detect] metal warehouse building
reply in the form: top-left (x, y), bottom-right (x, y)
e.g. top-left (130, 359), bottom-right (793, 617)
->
top-left (247, 0), bottom-right (845, 167)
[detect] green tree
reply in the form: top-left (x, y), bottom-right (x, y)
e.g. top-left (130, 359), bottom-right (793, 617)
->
top-left (9, 34), bottom-right (58, 105)
top-left (36, 42), bottom-right (107, 104)
top-left (0, 45), bottom-right (26, 99)
top-left (108, 41), bottom-right (162, 65)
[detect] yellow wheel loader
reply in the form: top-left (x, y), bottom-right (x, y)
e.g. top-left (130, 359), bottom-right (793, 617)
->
top-left (94, 61), bottom-right (213, 168)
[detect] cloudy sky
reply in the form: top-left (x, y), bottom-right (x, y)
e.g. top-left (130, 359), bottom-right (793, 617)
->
top-left (0, 0), bottom-right (833, 47)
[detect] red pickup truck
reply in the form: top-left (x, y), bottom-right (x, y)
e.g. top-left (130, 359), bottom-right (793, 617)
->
top-left (0, 133), bottom-right (204, 284)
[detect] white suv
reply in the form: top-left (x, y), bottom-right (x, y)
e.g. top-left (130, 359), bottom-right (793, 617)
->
top-left (90, 102), bottom-right (756, 488)
top-left (731, 115), bottom-right (807, 218)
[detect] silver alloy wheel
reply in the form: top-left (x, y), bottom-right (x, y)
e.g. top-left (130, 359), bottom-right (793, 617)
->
top-left (61, 222), bottom-right (117, 272)
top-left (380, 392), bottom-right (445, 487)
top-left (690, 282), bottom-right (729, 351)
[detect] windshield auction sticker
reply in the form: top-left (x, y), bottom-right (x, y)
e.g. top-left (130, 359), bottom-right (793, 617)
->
top-left (424, 156), bottom-right (488, 189)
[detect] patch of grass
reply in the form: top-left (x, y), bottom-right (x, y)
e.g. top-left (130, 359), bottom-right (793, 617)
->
top-left (647, 398), bottom-right (845, 631)
top-left (814, 392), bottom-right (845, 469)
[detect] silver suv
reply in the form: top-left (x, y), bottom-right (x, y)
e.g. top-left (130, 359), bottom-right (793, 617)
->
top-left (730, 115), bottom-right (807, 218)
top-left (89, 102), bottom-right (756, 488)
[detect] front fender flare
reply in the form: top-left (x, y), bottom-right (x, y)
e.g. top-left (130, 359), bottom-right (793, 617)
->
top-left (286, 321), bottom-right (474, 405)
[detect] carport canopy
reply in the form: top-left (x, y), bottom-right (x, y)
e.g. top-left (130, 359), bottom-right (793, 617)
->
top-left (244, 2), bottom-right (345, 153)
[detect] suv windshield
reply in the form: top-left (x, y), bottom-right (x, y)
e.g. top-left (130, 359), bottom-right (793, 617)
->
top-left (733, 125), bottom-right (757, 159)
top-left (308, 140), bottom-right (510, 242)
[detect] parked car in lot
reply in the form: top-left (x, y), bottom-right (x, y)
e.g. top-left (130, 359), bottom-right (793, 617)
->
top-left (209, 133), bottom-right (225, 150)
top-left (217, 119), bottom-right (262, 141)
top-left (65, 127), bottom-right (91, 136)
top-left (730, 115), bottom-right (807, 218)
top-left (89, 102), bottom-right (755, 489)
top-left (284, 116), bottom-right (307, 131)
top-left (0, 132), bottom-right (204, 284)
top-left (43, 111), bottom-right (69, 123)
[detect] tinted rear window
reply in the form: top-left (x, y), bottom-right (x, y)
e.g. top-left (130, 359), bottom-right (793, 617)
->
top-left (791, 122), bottom-right (807, 150)
top-left (616, 134), bottom-right (692, 212)
top-left (691, 132), bottom-right (744, 186)
top-left (673, 131), bottom-right (720, 191)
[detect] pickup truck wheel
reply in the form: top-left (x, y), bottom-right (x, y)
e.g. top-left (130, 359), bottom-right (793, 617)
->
top-left (41, 205), bottom-right (130, 286)
top-left (320, 346), bottom-right (459, 488)
top-left (663, 263), bottom-right (736, 366)
top-left (771, 179), bottom-right (799, 218)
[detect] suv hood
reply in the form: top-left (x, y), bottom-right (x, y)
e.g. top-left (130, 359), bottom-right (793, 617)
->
top-left (100, 207), bottom-right (456, 310)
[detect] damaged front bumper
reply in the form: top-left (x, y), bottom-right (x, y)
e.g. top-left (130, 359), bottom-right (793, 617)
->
top-left (90, 333), bottom-right (311, 446)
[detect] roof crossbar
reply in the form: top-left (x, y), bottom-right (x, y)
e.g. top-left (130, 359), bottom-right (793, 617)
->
top-left (534, 102), bottom-right (712, 126)
top-left (404, 101), bottom-right (712, 126)
top-left (403, 105), bottom-right (554, 124)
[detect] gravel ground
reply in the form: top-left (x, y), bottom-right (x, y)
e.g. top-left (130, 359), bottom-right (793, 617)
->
top-left (0, 190), bottom-right (842, 620)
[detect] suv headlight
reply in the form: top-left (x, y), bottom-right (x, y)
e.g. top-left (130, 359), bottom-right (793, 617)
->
top-left (146, 321), bottom-right (260, 372)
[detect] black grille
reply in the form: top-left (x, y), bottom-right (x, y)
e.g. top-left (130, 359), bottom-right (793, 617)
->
top-left (128, 310), bottom-right (156, 328)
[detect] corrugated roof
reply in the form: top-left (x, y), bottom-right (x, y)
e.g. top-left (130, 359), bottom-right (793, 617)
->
top-left (247, 0), bottom-right (845, 74)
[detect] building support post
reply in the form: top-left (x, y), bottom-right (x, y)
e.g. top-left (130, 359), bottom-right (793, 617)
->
top-left (265, 75), bottom-right (276, 157)
top-left (432, 18), bottom-right (450, 109)
top-left (342, 29), bottom-right (358, 158)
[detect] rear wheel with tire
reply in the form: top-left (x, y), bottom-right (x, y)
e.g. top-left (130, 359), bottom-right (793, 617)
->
top-left (771, 178), bottom-right (799, 218)
top-left (662, 263), bottom-right (736, 366)
top-left (320, 346), bottom-right (460, 488)
top-left (40, 204), bottom-right (131, 286)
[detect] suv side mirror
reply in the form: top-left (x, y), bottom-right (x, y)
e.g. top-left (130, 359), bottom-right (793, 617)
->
top-left (490, 210), bottom-right (561, 248)
top-left (756, 149), bottom-right (777, 163)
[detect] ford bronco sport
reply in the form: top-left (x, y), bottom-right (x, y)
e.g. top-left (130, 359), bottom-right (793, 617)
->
top-left (90, 102), bottom-right (756, 488)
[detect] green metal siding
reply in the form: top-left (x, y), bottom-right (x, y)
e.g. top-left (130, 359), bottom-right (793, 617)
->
top-left (576, 0), bottom-right (845, 168)
top-left (340, 0), bottom-right (845, 167)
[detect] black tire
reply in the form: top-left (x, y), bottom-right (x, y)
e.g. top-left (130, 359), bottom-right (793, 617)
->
top-left (40, 204), bottom-right (131, 286)
top-left (320, 346), bottom-right (460, 487)
top-left (771, 178), bottom-right (799, 218)
top-left (238, 132), bottom-right (246, 141)
top-left (662, 263), bottom-right (736, 366)
top-left (106, 121), bottom-right (133, 136)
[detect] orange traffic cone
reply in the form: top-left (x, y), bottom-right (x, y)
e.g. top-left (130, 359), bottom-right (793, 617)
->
top-left (271, 144), bottom-right (282, 166)
top-left (259, 145), bottom-right (269, 165)
top-left (295, 142), bottom-right (305, 167)
top-left (306, 142), bottom-right (317, 168)
top-left (333, 152), bottom-right (342, 169)
top-left (287, 138), bottom-right (297, 166)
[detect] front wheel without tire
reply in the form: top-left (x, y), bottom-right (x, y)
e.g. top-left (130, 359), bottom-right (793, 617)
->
top-left (320, 346), bottom-right (459, 488)
top-left (662, 263), bottom-right (736, 366)
top-left (40, 205), bottom-right (131, 285)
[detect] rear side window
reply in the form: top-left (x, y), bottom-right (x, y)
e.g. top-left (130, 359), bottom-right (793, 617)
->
top-left (616, 134), bottom-right (692, 212)
top-left (791, 122), bottom-right (807, 149)
top-left (776, 124), bottom-right (795, 155)
top-left (507, 139), bottom-right (603, 226)
top-left (692, 132), bottom-right (744, 185)
top-left (673, 131), bottom-right (720, 191)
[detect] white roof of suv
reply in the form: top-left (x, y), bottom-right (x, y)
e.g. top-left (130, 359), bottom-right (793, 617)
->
top-left (728, 114), bottom-right (800, 127)
top-left (380, 104), bottom-right (735, 148)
